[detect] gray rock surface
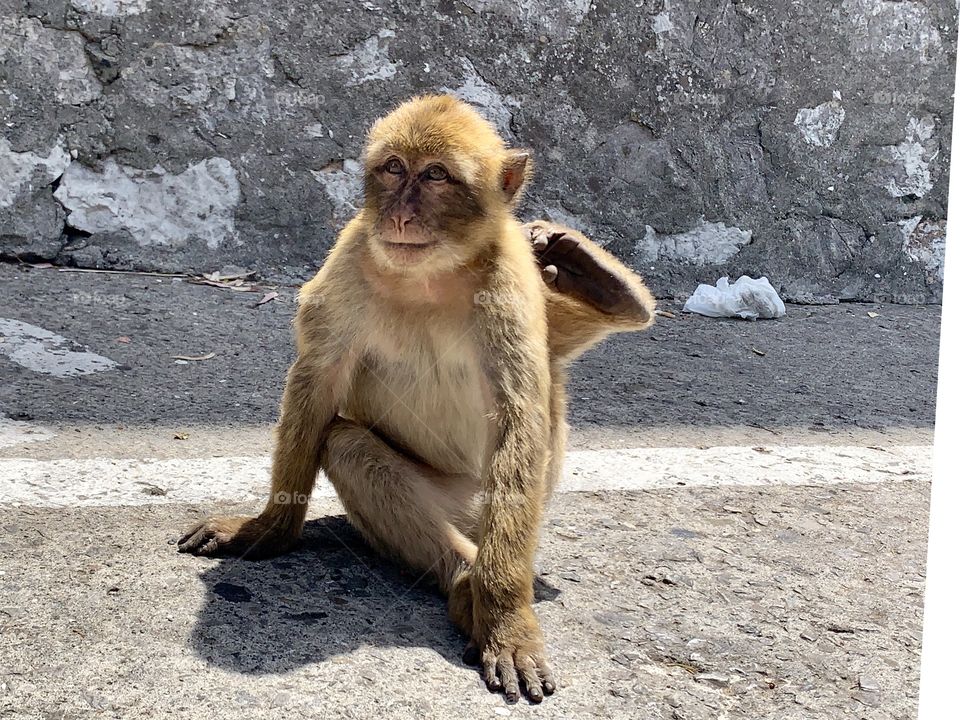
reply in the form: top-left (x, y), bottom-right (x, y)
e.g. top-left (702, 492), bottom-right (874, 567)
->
top-left (0, 0), bottom-right (954, 302)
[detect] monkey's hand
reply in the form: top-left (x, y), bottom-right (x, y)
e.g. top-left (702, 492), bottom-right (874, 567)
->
top-left (177, 514), bottom-right (299, 559)
top-left (522, 220), bottom-right (646, 317)
top-left (451, 572), bottom-right (556, 703)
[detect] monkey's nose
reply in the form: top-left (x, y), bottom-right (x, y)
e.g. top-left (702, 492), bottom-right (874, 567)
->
top-left (391, 210), bottom-right (416, 235)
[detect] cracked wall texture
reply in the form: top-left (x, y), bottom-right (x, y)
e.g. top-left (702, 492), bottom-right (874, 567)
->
top-left (0, 0), bottom-right (955, 303)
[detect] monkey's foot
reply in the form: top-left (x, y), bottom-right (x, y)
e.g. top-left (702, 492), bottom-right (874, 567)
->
top-left (474, 605), bottom-right (556, 703)
top-left (450, 572), bottom-right (556, 703)
top-left (177, 514), bottom-right (298, 559)
top-left (522, 220), bottom-right (641, 316)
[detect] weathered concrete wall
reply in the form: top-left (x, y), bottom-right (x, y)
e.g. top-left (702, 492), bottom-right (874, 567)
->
top-left (0, 0), bottom-right (954, 302)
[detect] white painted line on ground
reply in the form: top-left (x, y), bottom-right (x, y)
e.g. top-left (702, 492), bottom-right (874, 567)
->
top-left (561, 445), bottom-right (930, 491)
top-left (0, 445), bottom-right (932, 508)
top-left (0, 318), bottom-right (118, 377)
top-left (0, 415), bottom-right (55, 450)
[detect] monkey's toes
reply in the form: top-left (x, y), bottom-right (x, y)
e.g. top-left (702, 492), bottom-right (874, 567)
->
top-left (480, 647), bottom-right (555, 704)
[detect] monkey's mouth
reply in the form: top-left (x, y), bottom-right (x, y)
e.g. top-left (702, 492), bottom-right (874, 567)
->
top-left (381, 239), bottom-right (439, 261)
top-left (383, 240), bottom-right (438, 250)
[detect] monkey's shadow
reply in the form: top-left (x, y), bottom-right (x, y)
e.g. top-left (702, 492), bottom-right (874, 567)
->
top-left (188, 515), bottom-right (561, 675)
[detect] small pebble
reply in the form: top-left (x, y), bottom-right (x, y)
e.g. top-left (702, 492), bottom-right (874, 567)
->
top-left (695, 672), bottom-right (732, 688)
top-left (852, 690), bottom-right (881, 707)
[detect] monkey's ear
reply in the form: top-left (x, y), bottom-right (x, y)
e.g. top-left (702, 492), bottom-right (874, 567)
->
top-left (500, 150), bottom-right (532, 204)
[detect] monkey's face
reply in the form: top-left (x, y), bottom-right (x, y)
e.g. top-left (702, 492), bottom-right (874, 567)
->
top-left (361, 95), bottom-right (532, 274)
top-left (363, 152), bottom-right (487, 272)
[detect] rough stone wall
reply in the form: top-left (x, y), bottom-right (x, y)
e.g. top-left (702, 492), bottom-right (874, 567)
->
top-left (0, 0), bottom-right (954, 303)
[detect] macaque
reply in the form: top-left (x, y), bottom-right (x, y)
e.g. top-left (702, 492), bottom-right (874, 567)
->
top-left (179, 95), bottom-right (655, 702)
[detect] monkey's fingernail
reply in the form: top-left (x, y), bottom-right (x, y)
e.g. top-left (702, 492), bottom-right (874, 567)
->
top-left (541, 266), bottom-right (558, 283)
top-left (533, 237), bottom-right (548, 250)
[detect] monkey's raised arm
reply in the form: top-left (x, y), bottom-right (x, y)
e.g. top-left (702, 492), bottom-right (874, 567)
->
top-left (523, 220), bottom-right (656, 327)
top-left (520, 220), bottom-right (656, 364)
top-left (178, 282), bottom-right (358, 558)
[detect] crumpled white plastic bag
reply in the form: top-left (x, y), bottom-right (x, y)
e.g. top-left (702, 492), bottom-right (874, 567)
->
top-left (683, 276), bottom-right (786, 320)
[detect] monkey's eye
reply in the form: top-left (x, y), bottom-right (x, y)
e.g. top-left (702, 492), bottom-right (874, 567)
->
top-left (384, 158), bottom-right (404, 175)
top-left (425, 164), bottom-right (449, 182)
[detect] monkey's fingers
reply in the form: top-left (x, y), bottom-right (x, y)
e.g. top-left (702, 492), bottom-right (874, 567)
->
top-left (178, 523), bottom-right (203, 546)
top-left (480, 647), bottom-right (552, 704)
top-left (516, 654), bottom-right (548, 703)
top-left (177, 523), bottom-right (222, 556)
top-left (536, 656), bottom-right (557, 695)
top-left (540, 234), bottom-right (637, 314)
top-left (481, 648), bottom-right (503, 693)
top-left (495, 652), bottom-right (521, 703)
top-left (528, 227), bottom-right (549, 252)
top-left (538, 233), bottom-right (586, 275)
top-left (522, 222), bottom-right (553, 254)
top-left (178, 517), bottom-right (253, 557)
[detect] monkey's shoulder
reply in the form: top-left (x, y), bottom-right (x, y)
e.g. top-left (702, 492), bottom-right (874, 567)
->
top-left (473, 235), bottom-right (548, 327)
top-left (296, 228), bottom-right (371, 311)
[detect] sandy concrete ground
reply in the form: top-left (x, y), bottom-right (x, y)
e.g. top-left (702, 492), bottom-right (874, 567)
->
top-left (1, 483), bottom-right (928, 720)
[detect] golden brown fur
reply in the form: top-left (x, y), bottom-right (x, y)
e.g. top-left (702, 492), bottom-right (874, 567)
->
top-left (179, 94), bottom-right (655, 702)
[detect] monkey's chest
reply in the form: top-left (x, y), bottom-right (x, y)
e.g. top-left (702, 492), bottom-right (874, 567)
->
top-left (342, 344), bottom-right (494, 477)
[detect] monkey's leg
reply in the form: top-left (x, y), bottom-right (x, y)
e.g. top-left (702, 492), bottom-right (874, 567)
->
top-left (320, 417), bottom-right (480, 593)
top-left (543, 368), bottom-right (569, 501)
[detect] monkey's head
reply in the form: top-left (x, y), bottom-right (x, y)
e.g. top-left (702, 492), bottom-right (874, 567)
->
top-left (362, 94), bottom-right (531, 273)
